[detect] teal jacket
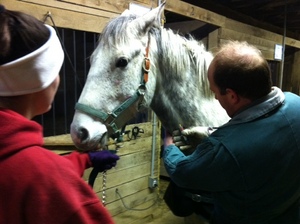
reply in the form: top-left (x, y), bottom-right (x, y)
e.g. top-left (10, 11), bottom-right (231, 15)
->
top-left (163, 87), bottom-right (300, 224)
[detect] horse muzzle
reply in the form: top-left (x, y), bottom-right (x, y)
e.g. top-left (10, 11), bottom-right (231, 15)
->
top-left (70, 113), bottom-right (108, 151)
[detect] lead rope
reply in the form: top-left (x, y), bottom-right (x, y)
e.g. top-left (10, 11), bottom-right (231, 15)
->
top-left (101, 143), bottom-right (122, 205)
top-left (102, 171), bottom-right (107, 204)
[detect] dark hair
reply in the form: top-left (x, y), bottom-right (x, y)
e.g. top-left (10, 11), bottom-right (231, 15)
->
top-left (213, 41), bottom-right (272, 100)
top-left (0, 5), bottom-right (49, 65)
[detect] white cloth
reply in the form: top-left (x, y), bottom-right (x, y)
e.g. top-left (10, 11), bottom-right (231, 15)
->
top-left (0, 25), bottom-right (64, 96)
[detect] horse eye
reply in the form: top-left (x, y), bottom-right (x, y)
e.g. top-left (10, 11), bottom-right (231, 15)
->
top-left (116, 57), bottom-right (128, 68)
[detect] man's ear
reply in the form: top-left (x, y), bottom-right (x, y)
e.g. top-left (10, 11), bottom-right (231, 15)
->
top-left (226, 88), bottom-right (239, 104)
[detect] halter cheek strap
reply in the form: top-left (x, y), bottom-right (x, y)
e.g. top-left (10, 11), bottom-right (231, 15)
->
top-left (143, 35), bottom-right (151, 83)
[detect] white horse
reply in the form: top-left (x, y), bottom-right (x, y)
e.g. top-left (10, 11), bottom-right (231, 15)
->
top-left (70, 3), bottom-right (229, 151)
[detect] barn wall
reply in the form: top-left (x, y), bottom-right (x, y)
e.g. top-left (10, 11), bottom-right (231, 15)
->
top-left (0, 0), bottom-right (154, 33)
top-left (44, 121), bottom-right (163, 223)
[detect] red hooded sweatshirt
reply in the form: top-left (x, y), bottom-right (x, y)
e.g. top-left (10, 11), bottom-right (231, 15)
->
top-left (0, 109), bottom-right (114, 224)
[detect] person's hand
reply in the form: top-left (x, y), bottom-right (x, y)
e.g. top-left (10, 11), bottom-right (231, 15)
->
top-left (164, 130), bottom-right (174, 148)
top-left (88, 150), bottom-right (120, 172)
top-left (173, 126), bottom-right (213, 151)
top-left (182, 126), bottom-right (212, 139)
top-left (172, 129), bottom-right (191, 150)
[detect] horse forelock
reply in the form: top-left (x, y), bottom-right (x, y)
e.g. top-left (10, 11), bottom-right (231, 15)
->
top-left (151, 28), bottom-right (214, 98)
top-left (99, 15), bottom-right (138, 47)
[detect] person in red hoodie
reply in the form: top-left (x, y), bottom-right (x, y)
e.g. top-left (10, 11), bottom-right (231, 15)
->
top-left (0, 4), bottom-right (119, 224)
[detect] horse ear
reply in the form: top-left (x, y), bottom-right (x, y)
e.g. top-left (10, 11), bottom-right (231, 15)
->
top-left (129, 1), bottom-right (165, 36)
top-left (121, 9), bottom-right (132, 17)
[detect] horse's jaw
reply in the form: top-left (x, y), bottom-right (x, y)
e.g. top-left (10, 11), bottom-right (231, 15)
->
top-left (70, 112), bottom-right (108, 151)
top-left (150, 97), bottom-right (182, 132)
top-left (150, 84), bottom-right (229, 132)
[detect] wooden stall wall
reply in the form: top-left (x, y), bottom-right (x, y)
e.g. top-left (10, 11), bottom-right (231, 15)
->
top-left (0, 0), bottom-right (155, 33)
top-left (44, 121), bottom-right (163, 223)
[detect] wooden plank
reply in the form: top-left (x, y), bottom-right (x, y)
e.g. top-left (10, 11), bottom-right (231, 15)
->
top-left (129, 214), bottom-right (155, 224)
top-left (2, 0), bottom-right (111, 32)
top-left (105, 188), bottom-right (158, 216)
top-left (47, 149), bottom-right (74, 155)
top-left (92, 174), bottom-right (160, 208)
top-left (107, 136), bottom-right (158, 156)
top-left (60, 0), bottom-right (127, 14)
top-left (210, 28), bottom-right (284, 61)
top-left (44, 122), bottom-right (161, 155)
top-left (208, 29), bottom-right (219, 53)
top-left (46, 134), bottom-right (161, 166)
top-left (60, 0), bottom-right (154, 14)
top-left (44, 134), bottom-right (73, 145)
top-left (20, 0), bottom-right (118, 18)
top-left (94, 176), bottom-right (151, 203)
top-left (219, 39), bottom-right (275, 61)
top-left (44, 121), bottom-right (157, 145)
top-left (224, 18), bottom-right (300, 49)
top-left (219, 28), bottom-right (277, 50)
top-left (165, 0), bottom-right (226, 28)
top-left (290, 51), bottom-right (300, 94)
top-left (82, 149), bottom-right (156, 181)
top-left (111, 199), bottom-right (159, 224)
top-left (89, 162), bottom-right (156, 192)
top-left (107, 149), bottom-right (153, 170)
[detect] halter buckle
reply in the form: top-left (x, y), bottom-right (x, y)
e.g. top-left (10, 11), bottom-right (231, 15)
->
top-left (138, 84), bottom-right (146, 95)
top-left (143, 57), bottom-right (150, 72)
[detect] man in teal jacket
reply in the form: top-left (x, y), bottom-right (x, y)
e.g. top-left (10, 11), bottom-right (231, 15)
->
top-left (163, 41), bottom-right (300, 223)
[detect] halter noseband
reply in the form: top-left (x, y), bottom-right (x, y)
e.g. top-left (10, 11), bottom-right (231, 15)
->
top-left (75, 36), bottom-right (151, 142)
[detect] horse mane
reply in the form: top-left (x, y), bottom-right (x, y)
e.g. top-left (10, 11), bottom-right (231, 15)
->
top-left (151, 28), bottom-right (214, 98)
top-left (99, 14), bottom-right (214, 99)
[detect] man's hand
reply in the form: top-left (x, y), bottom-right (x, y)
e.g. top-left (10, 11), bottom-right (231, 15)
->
top-left (173, 126), bottom-right (213, 151)
top-left (182, 126), bottom-right (212, 139)
top-left (172, 129), bottom-right (192, 150)
top-left (164, 130), bottom-right (174, 147)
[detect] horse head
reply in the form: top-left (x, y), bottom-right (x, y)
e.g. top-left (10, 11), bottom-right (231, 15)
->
top-left (70, 3), bottom-right (165, 151)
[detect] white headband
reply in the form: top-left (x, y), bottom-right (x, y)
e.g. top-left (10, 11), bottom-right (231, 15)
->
top-left (0, 24), bottom-right (64, 96)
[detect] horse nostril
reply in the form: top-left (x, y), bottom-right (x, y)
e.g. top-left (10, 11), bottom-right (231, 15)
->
top-left (78, 127), bottom-right (89, 142)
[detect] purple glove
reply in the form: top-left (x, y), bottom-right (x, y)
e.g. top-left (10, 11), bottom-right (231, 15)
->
top-left (88, 150), bottom-right (120, 172)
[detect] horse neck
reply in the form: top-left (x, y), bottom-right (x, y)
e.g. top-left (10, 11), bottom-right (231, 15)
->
top-left (149, 28), bottom-right (222, 131)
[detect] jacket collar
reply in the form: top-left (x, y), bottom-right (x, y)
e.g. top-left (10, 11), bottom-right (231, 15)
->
top-left (223, 86), bottom-right (285, 126)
